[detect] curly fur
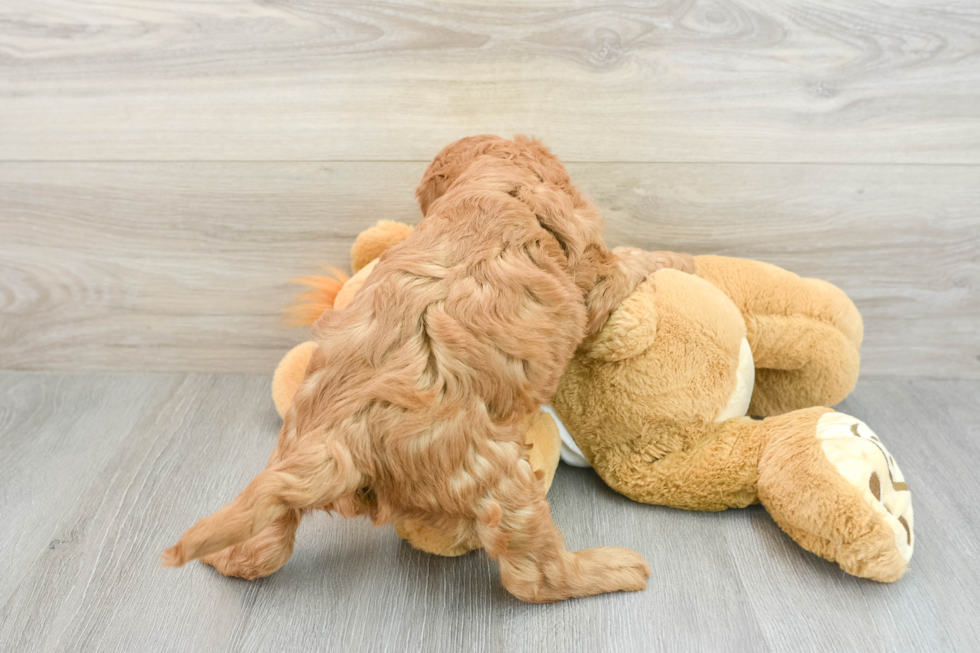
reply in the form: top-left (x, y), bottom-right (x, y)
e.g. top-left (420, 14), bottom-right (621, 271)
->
top-left (163, 135), bottom-right (694, 602)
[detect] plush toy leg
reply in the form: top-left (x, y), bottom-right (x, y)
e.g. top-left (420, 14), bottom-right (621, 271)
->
top-left (748, 314), bottom-right (860, 416)
top-left (694, 255), bottom-right (862, 415)
top-left (597, 418), bottom-right (767, 512)
top-left (524, 411), bottom-right (562, 493)
top-left (394, 516), bottom-right (481, 557)
top-left (758, 407), bottom-right (913, 582)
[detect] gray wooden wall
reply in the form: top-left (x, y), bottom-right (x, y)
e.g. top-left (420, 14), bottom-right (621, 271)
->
top-left (1, 1), bottom-right (978, 378)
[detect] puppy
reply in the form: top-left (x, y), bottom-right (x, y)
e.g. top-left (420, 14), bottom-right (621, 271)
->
top-left (162, 136), bottom-right (694, 602)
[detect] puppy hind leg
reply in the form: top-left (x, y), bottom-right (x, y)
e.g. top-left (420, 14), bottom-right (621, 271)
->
top-left (161, 440), bottom-right (362, 568)
top-left (476, 466), bottom-right (650, 603)
top-left (200, 508), bottom-right (302, 580)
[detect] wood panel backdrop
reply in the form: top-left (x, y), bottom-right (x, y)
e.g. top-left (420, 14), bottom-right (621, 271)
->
top-left (1, 0), bottom-right (978, 377)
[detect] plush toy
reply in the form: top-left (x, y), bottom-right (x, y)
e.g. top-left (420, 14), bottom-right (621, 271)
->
top-left (275, 221), bottom-right (913, 581)
top-left (553, 257), bottom-right (913, 582)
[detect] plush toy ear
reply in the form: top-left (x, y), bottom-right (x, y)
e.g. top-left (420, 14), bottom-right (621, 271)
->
top-left (350, 220), bottom-right (414, 273)
top-left (586, 289), bottom-right (659, 362)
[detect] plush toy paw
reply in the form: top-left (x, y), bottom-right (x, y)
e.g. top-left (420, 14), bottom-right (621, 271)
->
top-left (815, 412), bottom-right (914, 568)
top-left (758, 408), bottom-right (914, 582)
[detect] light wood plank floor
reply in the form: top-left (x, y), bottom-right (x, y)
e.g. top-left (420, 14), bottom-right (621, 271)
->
top-left (1, 371), bottom-right (977, 652)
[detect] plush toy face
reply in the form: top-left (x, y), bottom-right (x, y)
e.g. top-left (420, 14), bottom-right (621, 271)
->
top-left (553, 269), bottom-right (751, 469)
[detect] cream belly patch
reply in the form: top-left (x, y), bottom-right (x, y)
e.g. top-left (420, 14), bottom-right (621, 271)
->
top-left (715, 337), bottom-right (755, 422)
top-left (542, 405), bottom-right (591, 468)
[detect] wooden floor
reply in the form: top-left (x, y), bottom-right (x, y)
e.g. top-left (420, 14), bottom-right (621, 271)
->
top-left (0, 371), bottom-right (977, 652)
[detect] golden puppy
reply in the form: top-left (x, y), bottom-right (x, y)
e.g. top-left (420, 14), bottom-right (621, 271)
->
top-left (162, 136), bottom-right (693, 602)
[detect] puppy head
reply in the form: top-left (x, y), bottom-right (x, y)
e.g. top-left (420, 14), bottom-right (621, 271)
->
top-left (415, 135), bottom-right (574, 216)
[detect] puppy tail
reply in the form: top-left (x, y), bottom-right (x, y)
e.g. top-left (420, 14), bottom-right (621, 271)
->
top-left (161, 440), bottom-right (362, 568)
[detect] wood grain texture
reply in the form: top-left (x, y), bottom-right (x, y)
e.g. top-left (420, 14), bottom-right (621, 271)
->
top-left (1, 162), bottom-right (977, 377)
top-left (0, 372), bottom-right (181, 606)
top-left (0, 372), bottom-right (977, 652)
top-left (2, 2), bottom-right (976, 649)
top-left (1, 0), bottom-right (979, 162)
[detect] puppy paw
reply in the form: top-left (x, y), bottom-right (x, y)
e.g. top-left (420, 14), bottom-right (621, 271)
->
top-left (160, 544), bottom-right (187, 568)
top-left (199, 543), bottom-right (286, 580)
top-left (199, 547), bottom-right (254, 579)
top-left (816, 413), bottom-right (914, 566)
top-left (573, 546), bottom-right (651, 594)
